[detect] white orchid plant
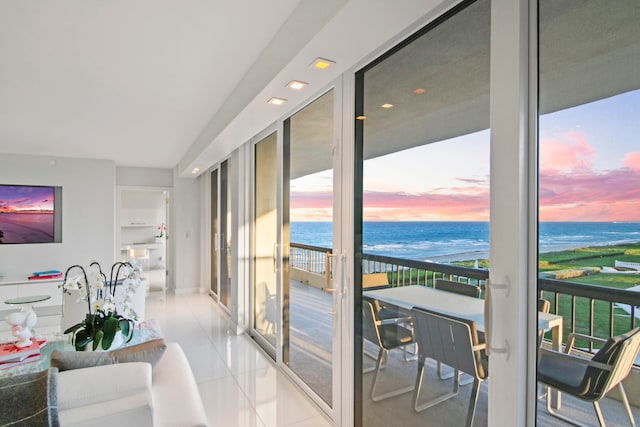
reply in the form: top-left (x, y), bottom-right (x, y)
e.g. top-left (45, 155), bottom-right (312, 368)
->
top-left (60, 260), bottom-right (142, 351)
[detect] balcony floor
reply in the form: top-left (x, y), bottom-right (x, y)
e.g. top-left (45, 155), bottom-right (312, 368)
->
top-left (288, 279), bottom-right (640, 426)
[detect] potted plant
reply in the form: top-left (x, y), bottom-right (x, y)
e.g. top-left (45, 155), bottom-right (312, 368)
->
top-left (60, 260), bottom-right (142, 351)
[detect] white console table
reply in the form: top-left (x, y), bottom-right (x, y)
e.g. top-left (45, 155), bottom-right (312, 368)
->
top-left (0, 276), bottom-right (63, 333)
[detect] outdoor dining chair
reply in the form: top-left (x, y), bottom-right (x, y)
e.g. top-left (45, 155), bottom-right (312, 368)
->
top-left (537, 298), bottom-right (551, 348)
top-left (410, 307), bottom-right (488, 427)
top-left (434, 279), bottom-right (482, 383)
top-left (434, 278), bottom-right (481, 298)
top-left (362, 298), bottom-right (415, 402)
top-left (538, 327), bottom-right (640, 427)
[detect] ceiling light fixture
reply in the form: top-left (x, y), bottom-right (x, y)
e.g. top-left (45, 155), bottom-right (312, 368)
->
top-left (311, 57), bottom-right (335, 70)
top-left (191, 167), bottom-right (201, 174)
top-left (286, 80), bottom-right (308, 90)
top-left (414, 88), bottom-right (426, 94)
top-left (381, 103), bottom-right (394, 109)
top-left (267, 97), bottom-right (287, 106)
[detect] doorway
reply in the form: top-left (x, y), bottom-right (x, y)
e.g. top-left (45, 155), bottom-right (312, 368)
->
top-left (117, 187), bottom-right (169, 298)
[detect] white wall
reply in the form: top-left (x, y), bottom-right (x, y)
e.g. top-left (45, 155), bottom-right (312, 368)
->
top-left (116, 166), bottom-right (173, 187)
top-left (172, 170), bottom-right (201, 294)
top-left (0, 154), bottom-right (115, 278)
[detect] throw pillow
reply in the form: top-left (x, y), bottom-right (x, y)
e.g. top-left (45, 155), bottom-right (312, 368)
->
top-left (50, 338), bottom-right (167, 372)
top-left (0, 367), bottom-right (59, 427)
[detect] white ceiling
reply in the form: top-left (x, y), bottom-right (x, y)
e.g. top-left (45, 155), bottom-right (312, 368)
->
top-left (0, 0), bottom-right (443, 173)
top-left (0, 0), bottom-right (435, 173)
top-left (0, 0), bottom-right (302, 167)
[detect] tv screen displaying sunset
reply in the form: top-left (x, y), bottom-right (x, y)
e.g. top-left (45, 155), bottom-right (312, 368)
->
top-left (0, 185), bottom-right (55, 244)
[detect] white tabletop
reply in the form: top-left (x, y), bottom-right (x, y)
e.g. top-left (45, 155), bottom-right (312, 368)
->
top-left (364, 285), bottom-right (562, 332)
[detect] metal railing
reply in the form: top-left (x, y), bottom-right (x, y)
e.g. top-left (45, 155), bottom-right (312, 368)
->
top-left (290, 243), bottom-right (640, 348)
top-left (360, 252), bottom-right (488, 288)
top-left (289, 242), bottom-right (488, 290)
top-left (539, 278), bottom-right (640, 352)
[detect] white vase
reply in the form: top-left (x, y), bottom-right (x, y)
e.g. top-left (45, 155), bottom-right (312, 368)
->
top-left (83, 330), bottom-right (124, 352)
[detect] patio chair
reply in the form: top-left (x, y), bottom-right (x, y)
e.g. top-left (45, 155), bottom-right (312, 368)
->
top-left (537, 298), bottom-right (551, 347)
top-left (434, 279), bottom-right (482, 383)
top-left (435, 278), bottom-right (481, 298)
top-left (362, 298), bottom-right (415, 401)
top-left (410, 307), bottom-right (488, 427)
top-left (538, 327), bottom-right (640, 427)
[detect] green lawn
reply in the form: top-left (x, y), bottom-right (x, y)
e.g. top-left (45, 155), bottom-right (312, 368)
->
top-left (455, 243), bottom-right (640, 347)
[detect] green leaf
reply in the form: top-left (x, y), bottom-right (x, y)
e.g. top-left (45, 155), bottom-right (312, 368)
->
top-left (63, 323), bottom-right (84, 335)
top-left (119, 319), bottom-right (131, 340)
top-left (93, 330), bottom-right (104, 351)
top-left (101, 316), bottom-right (119, 350)
top-left (74, 330), bottom-right (91, 351)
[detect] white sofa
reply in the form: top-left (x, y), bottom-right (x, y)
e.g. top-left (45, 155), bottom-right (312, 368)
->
top-left (56, 343), bottom-right (208, 426)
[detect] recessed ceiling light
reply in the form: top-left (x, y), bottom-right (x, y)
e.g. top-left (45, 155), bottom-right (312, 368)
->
top-left (356, 115), bottom-right (367, 121)
top-left (414, 88), bottom-right (426, 94)
top-left (286, 80), bottom-right (308, 90)
top-left (267, 97), bottom-right (287, 106)
top-left (191, 167), bottom-right (200, 174)
top-left (381, 103), bottom-right (394, 109)
top-left (311, 57), bottom-right (335, 70)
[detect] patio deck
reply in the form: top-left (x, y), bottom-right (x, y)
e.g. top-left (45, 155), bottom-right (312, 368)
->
top-left (288, 279), bottom-right (640, 426)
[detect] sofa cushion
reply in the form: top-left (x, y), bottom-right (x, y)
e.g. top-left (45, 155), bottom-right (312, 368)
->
top-left (0, 367), bottom-right (59, 427)
top-left (57, 362), bottom-right (153, 427)
top-left (51, 339), bottom-right (167, 371)
top-left (152, 343), bottom-right (208, 427)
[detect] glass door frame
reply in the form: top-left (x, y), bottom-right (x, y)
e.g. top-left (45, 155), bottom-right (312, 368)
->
top-left (489, 0), bottom-right (539, 425)
top-left (249, 125), bottom-right (281, 359)
top-left (206, 159), bottom-right (233, 312)
top-left (280, 83), bottom-right (346, 423)
top-left (349, 0), bottom-right (538, 425)
top-left (247, 81), bottom-right (347, 424)
top-left (210, 167), bottom-right (219, 298)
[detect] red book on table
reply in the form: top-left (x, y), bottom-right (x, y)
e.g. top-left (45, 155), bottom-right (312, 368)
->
top-left (28, 273), bottom-right (63, 280)
top-left (0, 338), bottom-right (46, 363)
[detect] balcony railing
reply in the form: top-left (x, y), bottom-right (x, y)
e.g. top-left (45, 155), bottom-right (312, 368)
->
top-left (290, 242), bottom-right (640, 353)
top-left (539, 278), bottom-right (640, 352)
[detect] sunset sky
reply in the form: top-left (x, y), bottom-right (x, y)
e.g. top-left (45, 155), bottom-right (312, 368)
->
top-left (0, 186), bottom-right (54, 213)
top-left (290, 89), bottom-right (640, 222)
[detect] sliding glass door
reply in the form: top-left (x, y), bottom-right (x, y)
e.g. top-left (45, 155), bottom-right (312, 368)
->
top-left (249, 88), bottom-right (343, 423)
top-left (355, 1), bottom-right (490, 425)
top-left (220, 159), bottom-right (232, 310)
top-left (536, 1), bottom-right (640, 424)
top-left (283, 89), bottom-right (338, 411)
top-left (210, 169), bottom-right (219, 296)
top-left (253, 131), bottom-right (279, 351)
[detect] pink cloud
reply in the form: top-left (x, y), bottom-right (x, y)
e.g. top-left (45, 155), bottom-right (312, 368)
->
top-left (623, 152), bottom-right (640, 171)
top-left (290, 191), bottom-right (333, 209)
top-left (539, 132), bottom-right (595, 173)
top-left (291, 187), bottom-right (491, 221)
top-left (539, 167), bottom-right (640, 221)
top-left (362, 189), bottom-right (490, 221)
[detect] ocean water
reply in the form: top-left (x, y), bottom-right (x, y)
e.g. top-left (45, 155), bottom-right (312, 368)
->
top-left (0, 212), bottom-right (54, 244)
top-left (290, 221), bottom-right (640, 262)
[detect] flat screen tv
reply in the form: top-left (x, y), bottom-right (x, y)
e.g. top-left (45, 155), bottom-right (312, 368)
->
top-left (0, 185), bottom-right (62, 244)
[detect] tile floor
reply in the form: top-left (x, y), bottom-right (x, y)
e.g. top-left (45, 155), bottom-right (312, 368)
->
top-left (146, 293), bottom-right (334, 427)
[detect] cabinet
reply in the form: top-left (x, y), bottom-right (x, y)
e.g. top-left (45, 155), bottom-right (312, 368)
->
top-left (121, 208), bottom-right (159, 227)
top-left (118, 189), bottom-right (168, 298)
top-left (0, 278), bottom-right (63, 333)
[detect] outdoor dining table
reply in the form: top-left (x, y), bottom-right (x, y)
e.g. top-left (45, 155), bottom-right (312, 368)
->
top-left (363, 284), bottom-right (565, 407)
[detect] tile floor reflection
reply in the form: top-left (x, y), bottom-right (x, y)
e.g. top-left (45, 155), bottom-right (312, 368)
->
top-left (146, 293), bottom-right (333, 427)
